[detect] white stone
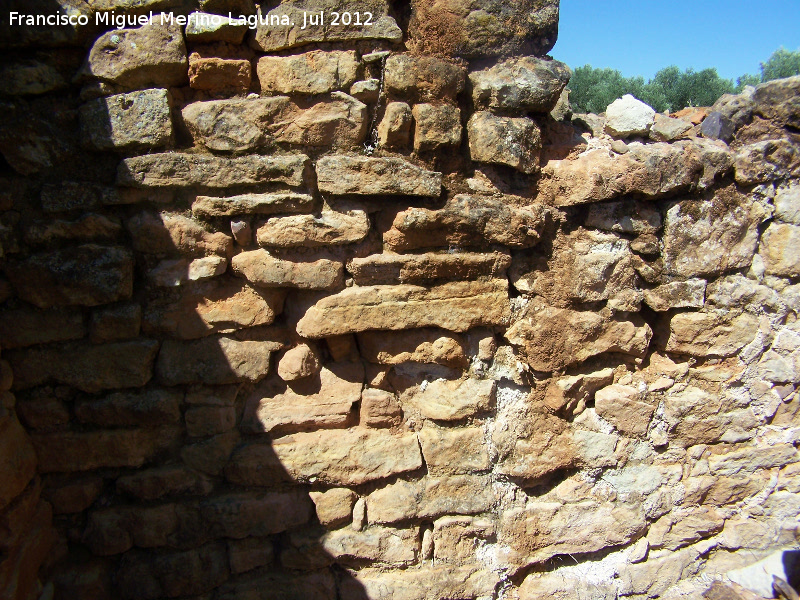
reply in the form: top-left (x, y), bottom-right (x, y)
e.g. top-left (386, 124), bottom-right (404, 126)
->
top-left (605, 94), bottom-right (656, 138)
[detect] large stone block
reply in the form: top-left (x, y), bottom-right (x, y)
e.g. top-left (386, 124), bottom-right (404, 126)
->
top-left (24, 213), bottom-right (123, 247)
top-left (403, 378), bottom-right (495, 421)
top-left (752, 75), bottom-right (800, 128)
top-left (118, 153), bottom-right (308, 188)
top-left (233, 250), bottom-right (343, 290)
top-left (357, 328), bottom-right (468, 367)
top-left (79, 20), bottom-right (187, 89)
top-left (407, 0), bottom-right (559, 58)
top-left (5, 245), bottom-right (133, 308)
top-left (418, 425), bottom-right (490, 475)
top-left (257, 50), bottom-right (359, 95)
top-left (664, 311), bottom-right (759, 357)
top-left (127, 211), bottom-right (233, 257)
top-left (0, 307), bottom-right (85, 349)
top-left (185, 11), bottom-right (249, 43)
top-left (80, 89), bottom-right (173, 152)
top-left (256, 210), bottom-right (370, 247)
top-left (192, 192), bottom-right (313, 217)
top-left (348, 251), bottom-right (510, 286)
top-left (316, 155), bottom-right (443, 197)
top-left (384, 195), bottom-right (552, 251)
top-left (412, 104), bottom-right (462, 152)
top-left (759, 222), bottom-right (800, 277)
top-left (470, 56), bottom-right (570, 112)
top-left (188, 54), bottom-right (251, 92)
top-left (75, 389), bottom-right (181, 427)
top-left (8, 339), bottom-right (159, 392)
top-left (605, 94), bottom-right (656, 138)
top-left (296, 279), bottom-right (511, 338)
top-left (383, 54), bottom-right (467, 102)
top-left (734, 139), bottom-right (800, 185)
top-left (467, 111), bottom-right (541, 173)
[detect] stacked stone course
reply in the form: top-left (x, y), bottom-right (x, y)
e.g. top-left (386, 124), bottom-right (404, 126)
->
top-left (0, 1), bottom-right (799, 599)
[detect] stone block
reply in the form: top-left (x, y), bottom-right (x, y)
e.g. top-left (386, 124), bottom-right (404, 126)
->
top-left (188, 54), bottom-right (251, 91)
top-left (403, 378), bottom-right (495, 421)
top-left (316, 155), bottom-right (442, 197)
top-left (377, 102), bottom-right (412, 148)
top-left (256, 210), bottom-right (370, 247)
top-left (80, 89), bottom-right (172, 152)
top-left (467, 111), bottom-right (541, 173)
top-left (233, 250), bottom-right (343, 290)
top-left (257, 50), bottom-right (358, 95)
top-left (470, 56), bottom-right (570, 112)
top-left (412, 104), bottom-right (461, 152)
top-left (75, 388), bottom-right (181, 427)
top-left (127, 211), bottom-right (233, 257)
top-left (418, 425), bottom-right (490, 475)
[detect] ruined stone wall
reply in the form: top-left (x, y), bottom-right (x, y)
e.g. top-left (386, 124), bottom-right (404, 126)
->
top-left (0, 1), bottom-right (799, 599)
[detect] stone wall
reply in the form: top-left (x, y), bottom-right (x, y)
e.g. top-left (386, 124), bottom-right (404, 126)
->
top-left (0, 1), bottom-right (799, 599)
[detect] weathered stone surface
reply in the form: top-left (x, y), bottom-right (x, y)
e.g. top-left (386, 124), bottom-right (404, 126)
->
top-left (242, 362), bottom-right (362, 434)
top-left (760, 222), bottom-right (800, 277)
top-left (6, 245), bottom-right (133, 308)
top-left (700, 111), bottom-right (734, 142)
top-left (403, 378), bottom-right (495, 421)
top-left (407, 0), bottom-right (559, 58)
top-left (539, 139), bottom-right (732, 206)
top-left (185, 12), bottom-right (249, 43)
top-left (117, 465), bottom-right (214, 501)
top-left (367, 475), bottom-right (495, 523)
top-left (256, 210), bottom-right (370, 247)
top-left (118, 153), bottom-right (308, 188)
top-left (468, 111), bottom-right (541, 173)
top-left (182, 94), bottom-right (367, 152)
top-left (149, 257), bottom-right (228, 286)
top-left (500, 500), bottom-right (646, 568)
top-left (316, 155), bottom-right (442, 197)
top-left (23, 213), bottom-right (122, 246)
top-left (144, 281), bottom-right (284, 339)
top-left (251, 0), bottom-right (401, 52)
top-left (257, 50), bottom-right (359, 95)
top-left (734, 139), bottom-right (800, 185)
top-left (32, 428), bottom-right (166, 473)
top-left (75, 389), bottom-right (181, 427)
top-left (309, 488), bottom-right (357, 528)
top-left (357, 329), bottom-right (468, 367)
top-left (0, 307), bottom-right (85, 349)
top-left (188, 55), bottom-right (251, 91)
top-left (419, 425), bottom-right (490, 475)
top-left (775, 182), bottom-right (800, 224)
top-left (183, 431), bottom-right (241, 477)
top-left (595, 384), bottom-right (656, 436)
top-left (708, 445), bottom-right (798, 477)
top-left (470, 56), bottom-right (570, 112)
top-left (384, 195), bottom-right (551, 251)
top-left (643, 279), bottom-right (706, 311)
top-left (360, 389), bottom-right (403, 427)
top-left (320, 526), bottom-right (419, 566)
top-left (193, 192), bottom-right (313, 218)
top-left (605, 94), bottom-right (656, 138)
top-left (348, 251), bottom-right (510, 285)
top-left (664, 311), bottom-right (759, 357)
top-left (412, 104), bottom-right (462, 152)
top-left (378, 102), bottom-right (412, 148)
top-left (296, 279), bottom-right (510, 338)
top-left (506, 300), bottom-right (652, 372)
top-left (384, 54), bottom-right (466, 101)
top-left (79, 21), bottom-right (187, 89)
top-left (752, 75), bottom-right (800, 128)
top-left (585, 200), bottom-right (662, 234)
top-left (663, 188), bottom-right (764, 277)
top-left (277, 344), bottom-right (321, 381)
top-left (542, 368), bottom-right (614, 415)
top-left (650, 114), bottom-right (693, 142)
top-left (0, 416), bottom-right (37, 511)
top-left (264, 428), bottom-right (422, 486)
top-left (8, 339), bottom-right (159, 392)
top-left (228, 537), bottom-right (274, 575)
top-left (0, 56), bottom-right (69, 96)
top-left (156, 335), bottom-right (280, 385)
top-left (186, 405), bottom-right (237, 437)
top-left (232, 250), bottom-right (343, 290)
top-left (350, 78), bottom-right (380, 103)
top-left (80, 89), bottom-right (172, 152)
top-left (432, 516), bottom-right (494, 563)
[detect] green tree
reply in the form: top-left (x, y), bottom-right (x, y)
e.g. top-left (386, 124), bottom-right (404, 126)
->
top-left (736, 72), bottom-right (762, 91)
top-left (760, 47), bottom-right (800, 81)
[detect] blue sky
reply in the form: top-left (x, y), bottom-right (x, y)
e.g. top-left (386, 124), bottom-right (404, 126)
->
top-left (552, 0), bottom-right (800, 82)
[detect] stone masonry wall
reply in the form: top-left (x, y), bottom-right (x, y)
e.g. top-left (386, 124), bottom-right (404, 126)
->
top-left (0, 1), bottom-right (799, 599)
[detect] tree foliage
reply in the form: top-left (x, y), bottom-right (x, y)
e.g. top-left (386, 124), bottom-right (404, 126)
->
top-left (568, 47), bottom-right (800, 114)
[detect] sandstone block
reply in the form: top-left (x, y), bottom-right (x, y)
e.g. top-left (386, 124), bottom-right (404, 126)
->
top-left (257, 50), bottom-right (358, 95)
top-left (594, 384), bottom-right (656, 436)
top-left (42, 477), bottom-right (103, 515)
top-left (377, 102), bottom-right (412, 148)
top-left (157, 335), bottom-right (280, 385)
top-left (277, 344), bottom-right (321, 381)
top-left (117, 465), bottom-right (214, 501)
top-left (350, 78), bottom-right (380, 103)
top-left (242, 362), bottom-right (362, 434)
top-left (90, 302), bottom-right (142, 343)
top-left (80, 89), bottom-right (172, 153)
top-left (8, 339), bottom-right (159, 392)
top-left (188, 55), bottom-right (251, 92)
top-left (734, 139), bottom-right (800, 185)
top-left (648, 507), bottom-right (724, 551)
top-left (256, 210), bottom-right (370, 247)
top-left (505, 300), bottom-right (652, 372)
top-left (319, 526), bottom-right (419, 566)
top-left (0, 416), bottom-right (37, 510)
top-left (228, 537), bottom-right (274, 575)
top-left (32, 429), bottom-right (165, 473)
top-left (357, 329), bottom-right (468, 367)
top-left (0, 307), bottom-right (85, 349)
top-left (186, 406), bottom-right (237, 437)
top-left (233, 249), bottom-right (344, 290)
top-left (143, 281), bottom-right (284, 339)
top-left (24, 213), bottom-right (123, 247)
top-left (663, 187), bottom-right (764, 277)
top-left (296, 279), bottom-right (511, 338)
top-left (215, 568), bottom-right (335, 600)
top-left (752, 75), bottom-right (800, 128)
top-left (271, 428), bottom-right (422, 485)
top-left (79, 20), bottom-right (187, 89)
top-left (202, 490), bottom-right (314, 538)
top-left (251, 0), bottom-right (401, 52)
top-left (470, 56), bottom-right (570, 112)
top-left (348, 251), bottom-right (510, 286)
top-left (585, 200), bottom-right (662, 234)
top-left (664, 311), bottom-right (759, 357)
top-left (118, 153), bottom-right (308, 188)
top-left (649, 114), bottom-right (693, 141)
top-left (5, 245), bottom-right (133, 308)
top-left (185, 12), bottom-right (249, 43)
top-left (316, 155), bottom-right (443, 197)
top-left (183, 431), bottom-right (241, 476)
top-left (75, 389), bottom-right (181, 427)
top-left (309, 488), bottom-right (357, 528)
top-left (412, 104), bottom-right (462, 152)
top-left (605, 94), bottom-right (656, 138)
top-left (467, 111), bottom-right (541, 173)
top-left (432, 516), bottom-right (495, 563)
top-left (127, 211), bottom-right (234, 256)
top-left (360, 389), bottom-right (403, 427)
top-left (418, 425), bottom-right (490, 475)
top-left (708, 444), bottom-right (798, 477)
top-left (193, 192), bottom-right (313, 218)
top-left (149, 257), bottom-right (227, 286)
top-left (384, 54), bottom-right (466, 101)
top-left (643, 279), bottom-right (706, 311)
top-left (760, 222), bottom-right (800, 277)
top-left (403, 378), bottom-right (495, 421)
top-left (384, 195), bottom-right (551, 251)
top-left (775, 183), bottom-right (800, 224)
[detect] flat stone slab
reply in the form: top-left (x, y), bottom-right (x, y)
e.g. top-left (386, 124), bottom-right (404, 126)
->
top-left (192, 192), bottom-right (313, 217)
top-left (316, 155), bottom-right (442, 197)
